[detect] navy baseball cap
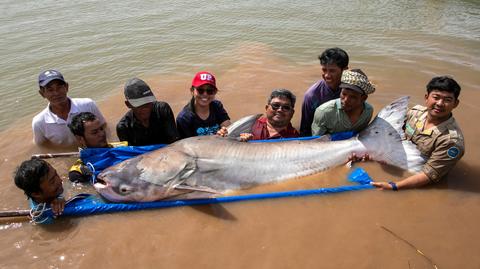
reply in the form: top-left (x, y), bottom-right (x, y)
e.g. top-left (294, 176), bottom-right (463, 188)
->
top-left (38, 70), bottom-right (66, 87)
top-left (124, 78), bottom-right (157, 107)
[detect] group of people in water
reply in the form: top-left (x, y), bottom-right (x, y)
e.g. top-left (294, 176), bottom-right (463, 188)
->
top-left (13, 47), bottom-right (465, 217)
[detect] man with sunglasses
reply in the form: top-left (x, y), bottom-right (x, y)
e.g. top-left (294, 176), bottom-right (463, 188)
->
top-left (311, 69), bottom-right (375, 136)
top-left (116, 78), bottom-right (179, 146)
top-left (240, 89), bottom-right (299, 141)
top-left (176, 71), bottom-right (231, 139)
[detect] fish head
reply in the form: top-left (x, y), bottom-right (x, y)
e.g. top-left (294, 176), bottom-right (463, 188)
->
top-left (94, 149), bottom-right (219, 202)
top-left (94, 156), bottom-right (171, 202)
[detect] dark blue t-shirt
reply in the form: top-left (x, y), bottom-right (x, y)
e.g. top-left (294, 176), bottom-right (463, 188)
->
top-left (176, 99), bottom-right (230, 139)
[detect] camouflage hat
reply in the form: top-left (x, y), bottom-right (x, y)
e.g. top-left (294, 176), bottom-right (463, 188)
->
top-left (339, 69), bottom-right (376, 95)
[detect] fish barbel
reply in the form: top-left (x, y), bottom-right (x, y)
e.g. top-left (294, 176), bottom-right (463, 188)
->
top-left (95, 96), bottom-right (425, 202)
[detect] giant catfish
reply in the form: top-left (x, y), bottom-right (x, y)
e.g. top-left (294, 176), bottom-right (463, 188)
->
top-left (95, 96), bottom-right (425, 202)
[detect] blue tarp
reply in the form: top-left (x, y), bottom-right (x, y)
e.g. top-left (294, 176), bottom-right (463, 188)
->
top-left (33, 167), bottom-right (373, 223)
top-left (33, 132), bottom-right (371, 223)
top-left (80, 144), bottom-right (166, 178)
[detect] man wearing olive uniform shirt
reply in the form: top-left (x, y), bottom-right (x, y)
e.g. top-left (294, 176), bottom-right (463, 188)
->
top-left (371, 76), bottom-right (465, 191)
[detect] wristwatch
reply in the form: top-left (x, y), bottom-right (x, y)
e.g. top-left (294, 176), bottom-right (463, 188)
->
top-left (388, 181), bottom-right (398, 191)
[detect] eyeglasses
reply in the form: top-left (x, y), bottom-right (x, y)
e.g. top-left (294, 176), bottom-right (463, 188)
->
top-left (269, 103), bottom-right (292, 111)
top-left (195, 88), bottom-right (217, 95)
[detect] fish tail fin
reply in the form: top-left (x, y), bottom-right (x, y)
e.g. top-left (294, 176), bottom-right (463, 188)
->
top-left (359, 96), bottom-right (425, 172)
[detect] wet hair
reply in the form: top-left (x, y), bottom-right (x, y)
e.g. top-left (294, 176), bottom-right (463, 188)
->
top-left (14, 158), bottom-right (49, 198)
top-left (426, 76), bottom-right (461, 99)
top-left (268, 89), bottom-right (296, 107)
top-left (318, 48), bottom-right (349, 69)
top-left (69, 112), bottom-right (97, 137)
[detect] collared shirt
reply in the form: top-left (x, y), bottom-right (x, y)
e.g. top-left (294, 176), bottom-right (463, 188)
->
top-left (68, 141), bottom-right (128, 182)
top-left (176, 99), bottom-right (230, 139)
top-left (311, 99), bottom-right (373, 136)
top-left (312, 98), bottom-right (373, 135)
top-left (32, 98), bottom-right (105, 147)
top-left (116, 101), bottom-right (179, 146)
top-left (250, 116), bottom-right (299, 140)
top-left (404, 105), bottom-right (465, 182)
top-left (300, 80), bottom-right (341, 136)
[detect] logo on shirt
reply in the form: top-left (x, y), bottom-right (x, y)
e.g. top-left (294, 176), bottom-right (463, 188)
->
top-left (447, 146), bottom-right (460, 159)
top-left (196, 124), bottom-right (220, 136)
top-left (405, 123), bottom-right (415, 135)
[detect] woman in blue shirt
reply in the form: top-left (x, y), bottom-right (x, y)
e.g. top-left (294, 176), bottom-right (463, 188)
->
top-left (176, 71), bottom-right (231, 139)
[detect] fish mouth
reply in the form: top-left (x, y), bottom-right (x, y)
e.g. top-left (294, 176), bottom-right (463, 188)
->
top-left (93, 176), bottom-right (108, 190)
top-left (93, 177), bottom-right (126, 202)
top-left (92, 177), bottom-right (130, 202)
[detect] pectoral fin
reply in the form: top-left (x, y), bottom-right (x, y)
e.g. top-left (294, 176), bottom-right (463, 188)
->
top-left (174, 184), bottom-right (222, 195)
top-left (162, 184), bottom-right (222, 200)
top-left (139, 149), bottom-right (195, 186)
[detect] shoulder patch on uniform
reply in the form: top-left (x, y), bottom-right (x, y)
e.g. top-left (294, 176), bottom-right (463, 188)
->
top-left (448, 129), bottom-right (458, 139)
top-left (447, 146), bottom-right (460, 159)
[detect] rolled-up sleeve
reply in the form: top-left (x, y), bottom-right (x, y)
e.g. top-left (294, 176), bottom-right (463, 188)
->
top-left (422, 139), bottom-right (464, 182)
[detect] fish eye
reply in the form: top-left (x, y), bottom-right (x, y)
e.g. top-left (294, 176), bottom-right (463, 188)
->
top-left (118, 184), bottom-right (133, 195)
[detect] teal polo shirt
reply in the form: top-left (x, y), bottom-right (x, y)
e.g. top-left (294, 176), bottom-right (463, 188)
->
top-left (311, 99), bottom-right (373, 136)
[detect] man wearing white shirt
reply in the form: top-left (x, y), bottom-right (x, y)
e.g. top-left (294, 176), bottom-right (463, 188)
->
top-left (32, 69), bottom-right (105, 147)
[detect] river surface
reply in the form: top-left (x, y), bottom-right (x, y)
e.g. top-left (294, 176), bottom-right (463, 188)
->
top-left (1, 0), bottom-right (479, 268)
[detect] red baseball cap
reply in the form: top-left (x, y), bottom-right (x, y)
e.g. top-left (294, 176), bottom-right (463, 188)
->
top-left (192, 71), bottom-right (216, 89)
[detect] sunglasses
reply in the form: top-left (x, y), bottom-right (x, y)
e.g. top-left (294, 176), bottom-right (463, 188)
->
top-left (269, 103), bottom-right (292, 111)
top-left (195, 88), bottom-right (217, 95)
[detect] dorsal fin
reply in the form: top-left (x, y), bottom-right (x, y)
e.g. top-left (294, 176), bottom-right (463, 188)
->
top-left (227, 114), bottom-right (263, 137)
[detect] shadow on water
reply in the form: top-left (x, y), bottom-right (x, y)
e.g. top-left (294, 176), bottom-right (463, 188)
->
top-left (433, 161), bottom-right (480, 193)
top-left (36, 217), bottom-right (79, 233)
top-left (191, 204), bottom-right (237, 221)
top-left (379, 163), bottom-right (407, 178)
top-left (377, 160), bottom-right (480, 193)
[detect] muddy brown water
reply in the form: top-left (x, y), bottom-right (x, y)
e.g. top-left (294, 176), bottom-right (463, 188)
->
top-left (1, 45), bottom-right (480, 268)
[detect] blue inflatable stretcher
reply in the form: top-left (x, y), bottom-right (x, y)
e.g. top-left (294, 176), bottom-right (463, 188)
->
top-left (31, 132), bottom-right (375, 224)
